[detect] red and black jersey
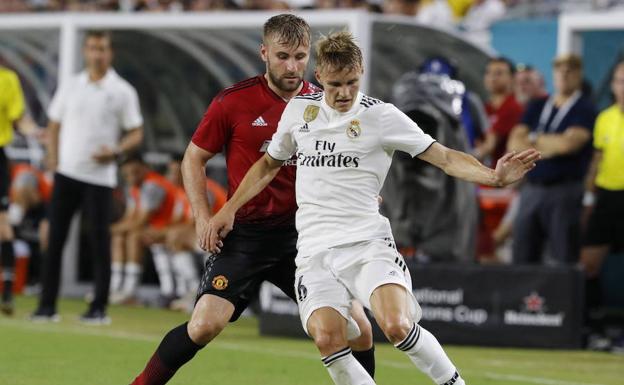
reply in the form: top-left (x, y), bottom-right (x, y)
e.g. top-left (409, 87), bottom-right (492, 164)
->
top-left (192, 75), bottom-right (320, 226)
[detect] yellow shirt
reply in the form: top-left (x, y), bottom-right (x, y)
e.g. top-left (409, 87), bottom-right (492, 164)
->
top-left (594, 104), bottom-right (624, 190)
top-left (0, 67), bottom-right (25, 147)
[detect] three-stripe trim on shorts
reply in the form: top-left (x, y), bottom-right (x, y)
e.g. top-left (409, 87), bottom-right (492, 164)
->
top-left (395, 323), bottom-right (421, 351)
top-left (321, 347), bottom-right (352, 367)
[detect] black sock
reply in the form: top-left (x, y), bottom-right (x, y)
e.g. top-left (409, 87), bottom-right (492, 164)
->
top-left (352, 345), bottom-right (375, 378)
top-left (157, 322), bottom-right (205, 370)
top-left (1, 240), bottom-right (15, 302)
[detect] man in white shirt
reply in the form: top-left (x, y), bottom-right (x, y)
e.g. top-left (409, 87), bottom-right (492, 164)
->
top-left (207, 32), bottom-right (539, 385)
top-left (32, 30), bottom-right (143, 324)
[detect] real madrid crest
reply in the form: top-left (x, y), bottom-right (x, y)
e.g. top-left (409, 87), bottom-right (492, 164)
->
top-left (303, 105), bottom-right (320, 123)
top-left (347, 119), bottom-right (361, 139)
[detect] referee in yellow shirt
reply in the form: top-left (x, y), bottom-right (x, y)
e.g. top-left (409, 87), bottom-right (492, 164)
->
top-left (580, 61), bottom-right (624, 310)
top-left (0, 66), bottom-right (25, 315)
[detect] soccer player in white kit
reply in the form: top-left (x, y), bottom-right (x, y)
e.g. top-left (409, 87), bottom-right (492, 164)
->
top-left (207, 32), bottom-right (540, 385)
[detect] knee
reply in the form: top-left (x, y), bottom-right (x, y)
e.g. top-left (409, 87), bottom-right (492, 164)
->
top-left (187, 317), bottom-right (226, 345)
top-left (379, 316), bottom-right (412, 344)
top-left (310, 327), bottom-right (348, 356)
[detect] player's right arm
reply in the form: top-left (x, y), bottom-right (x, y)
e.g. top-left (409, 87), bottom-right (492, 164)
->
top-left (182, 142), bottom-right (215, 251)
top-left (46, 120), bottom-right (61, 171)
top-left (206, 154), bottom-right (283, 253)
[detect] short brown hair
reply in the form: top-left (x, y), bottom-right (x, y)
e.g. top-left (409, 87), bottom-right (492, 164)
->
top-left (553, 54), bottom-right (582, 70)
top-left (315, 31), bottom-right (363, 73)
top-left (263, 14), bottom-right (310, 48)
top-left (84, 30), bottom-right (112, 45)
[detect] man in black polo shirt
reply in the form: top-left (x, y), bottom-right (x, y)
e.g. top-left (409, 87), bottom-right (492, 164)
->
top-left (508, 54), bottom-right (597, 265)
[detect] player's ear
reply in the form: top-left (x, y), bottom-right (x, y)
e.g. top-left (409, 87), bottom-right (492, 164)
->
top-left (260, 43), bottom-right (268, 63)
top-left (314, 68), bottom-right (322, 85)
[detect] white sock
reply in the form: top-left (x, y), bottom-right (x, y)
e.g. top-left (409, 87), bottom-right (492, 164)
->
top-left (172, 251), bottom-right (198, 297)
top-left (395, 323), bottom-right (465, 385)
top-left (151, 246), bottom-right (174, 297)
top-left (121, 262), bottom-right (142, 296)
top-left (322, 347), bottom-right (375, 385)
top-left (110, 262), bottom-right (123, 293)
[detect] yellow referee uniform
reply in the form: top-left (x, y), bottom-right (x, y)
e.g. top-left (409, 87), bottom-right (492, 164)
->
top-left (0, 66), bottom-right (25, 147)
top-left (594, 104), bottom-right (624, 191)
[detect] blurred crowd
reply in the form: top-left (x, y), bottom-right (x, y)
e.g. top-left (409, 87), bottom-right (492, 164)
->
top-left (4, 0), bottom-right (624, 49)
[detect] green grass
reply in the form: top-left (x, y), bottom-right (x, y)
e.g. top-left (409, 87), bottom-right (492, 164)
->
top-left (1, 296), bottom-right (623, 385)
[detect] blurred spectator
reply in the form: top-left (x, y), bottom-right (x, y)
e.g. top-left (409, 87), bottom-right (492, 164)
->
top-left (508, 54), bottom-right (596, 265)
top-left (579, 60), bottom-right (624, 309)
top-left (31, 31), bottom-right (143, 324)
top-left (382, 0), bottom-right (454, 28)
top-left (416, 0), bottom-right (454, 27)
top-left (515, 64), bottom-right (548, 105)
top-left (9, 163), bottom-right (52, 289)
top-left (0, 65), bottom-right (26, 316)
top-left (461, 0), bottom-right (506, 48)
top-left (110, 154), bottom-right (179, 305)
top-left (188, 0), bottom-right (240, 10)
top-left (474, 57), bottom-right (523, 166)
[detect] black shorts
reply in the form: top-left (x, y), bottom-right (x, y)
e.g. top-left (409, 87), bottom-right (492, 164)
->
top-left (0, 148), bottom-right (9, 211)
top-left (196, 223), bottom-right (298, 321)
top-left (584, 188), bottom-right (624, 252)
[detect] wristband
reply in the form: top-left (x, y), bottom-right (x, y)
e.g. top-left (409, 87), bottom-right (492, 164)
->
top-left (582, 191), bottom-right (595, 207)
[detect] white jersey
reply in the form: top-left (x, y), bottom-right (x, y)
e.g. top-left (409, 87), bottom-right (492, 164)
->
top-left (267, 91), bottom-right (435, 256)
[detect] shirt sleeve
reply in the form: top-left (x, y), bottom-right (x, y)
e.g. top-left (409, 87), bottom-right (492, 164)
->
top-left (191, 97), bottom-right (231, 154)
top-left (380, 104), bottom-right (435, 157)
top-left (593, 110), bottom-right (607, 150)
top-left (140, 182), bottom-right (166, 213)
top-left (121, 85), bottom-right (143, 130)
top-left (569, 99), bottom-right (597, 132)
top-left (6, 72), bottom-right (25, 122)
top-left (47, 82), bottom-right (68, 122)
top-left (266, 102), bottom-right (298, 161)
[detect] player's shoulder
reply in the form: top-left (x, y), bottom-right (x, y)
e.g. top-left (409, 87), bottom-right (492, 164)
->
top-left (216, 76), bottom-right (262, 102)
top-left (295, 90), bottom-right (324, 102)
top-left (359, 94), bottom-right (385, 109)
top-left (0, 66), bottom-right (19, 82)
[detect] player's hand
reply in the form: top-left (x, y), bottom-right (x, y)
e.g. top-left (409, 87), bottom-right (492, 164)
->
top-left (92, 146), bottom-right (117, 163)
top-left (206, 207), bottom-right (234, 253)
top-left (494, 149), bottom-right (541, 186)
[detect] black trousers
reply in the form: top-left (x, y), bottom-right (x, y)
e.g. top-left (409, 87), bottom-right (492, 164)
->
top-left (39, 173), bottom-right (113, 311)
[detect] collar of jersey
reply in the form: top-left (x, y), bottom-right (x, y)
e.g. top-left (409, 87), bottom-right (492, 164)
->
top-left (321, 91), bottom-right (364, 119)
top-left (79, 68), bottom-right (116, 86)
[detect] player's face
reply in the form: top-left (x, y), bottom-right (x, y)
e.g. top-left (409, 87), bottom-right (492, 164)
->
top-left (261, 36), bottom-right (310, 93)
top-left (611, 64), bottom-right (624, 105)
top-left (121, 162), bottom-right (146, 187)
top-left (316, 65), bottom-right (362, 113)
top-left (484, 61), bottom-right (513, 95)
top-left (83, 36), bottom-right (113, 73)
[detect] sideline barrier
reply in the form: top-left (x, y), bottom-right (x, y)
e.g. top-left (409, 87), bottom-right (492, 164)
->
top-left (259, 264), bottom-right (584, 348)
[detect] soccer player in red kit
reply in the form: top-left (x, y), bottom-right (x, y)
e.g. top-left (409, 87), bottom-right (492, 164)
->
top-left (129, 14), bottom-right (375, 385)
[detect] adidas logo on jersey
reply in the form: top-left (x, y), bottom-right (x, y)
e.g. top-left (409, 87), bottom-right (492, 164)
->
top-left (252, 116), bottom-right (268, 127)
top-left (299, 123), bottom-right (309, 132)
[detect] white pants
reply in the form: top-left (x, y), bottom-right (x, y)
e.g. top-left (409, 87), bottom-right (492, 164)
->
top-left (295, 238), bottom-right (422, 339)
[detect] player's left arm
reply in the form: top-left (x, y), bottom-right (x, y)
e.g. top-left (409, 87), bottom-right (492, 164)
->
top-left (417, 142), bottom-right (540, 187)
top-left (207, 154), bottom-right (284, 252)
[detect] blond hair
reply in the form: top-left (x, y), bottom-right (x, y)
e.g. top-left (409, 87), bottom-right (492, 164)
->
top-left (315, 31), bottom-right (363, 73)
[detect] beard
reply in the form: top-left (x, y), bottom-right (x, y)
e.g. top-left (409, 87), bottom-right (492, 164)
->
top-left (267, 63), bottom-right (303, 92)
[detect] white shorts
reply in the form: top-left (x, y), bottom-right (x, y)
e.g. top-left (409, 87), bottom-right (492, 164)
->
top-left (294, 238), bottom-right (422, 339)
